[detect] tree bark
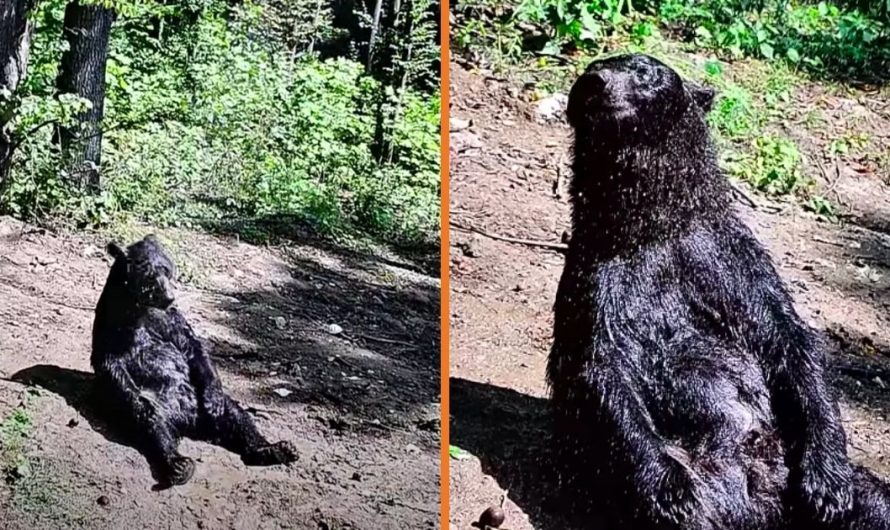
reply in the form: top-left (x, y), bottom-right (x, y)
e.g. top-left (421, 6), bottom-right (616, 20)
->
top-left (0, 0), bottom-right (37, 189)
top-left (366, 0), bottom-right (385, 70)
top-left (55, 0), bottom-right (116, 189)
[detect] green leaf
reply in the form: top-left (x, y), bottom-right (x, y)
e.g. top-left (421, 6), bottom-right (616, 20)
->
top-left (579, 8), bottom-right (601, 42)
top-left (786, 48), bottom-right (800, 62)
top-left (449, 445), bottom-right (472, 460)
top-left (704, 60), bottom-right (723, 77)
top-left (759, 42), bottom-right (775, 59)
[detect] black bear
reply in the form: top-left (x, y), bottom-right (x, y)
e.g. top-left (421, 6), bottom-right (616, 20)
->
top-left (91, 235), bottom-right (297, 488)
top-left (548, 53), bottom-right (890, 529)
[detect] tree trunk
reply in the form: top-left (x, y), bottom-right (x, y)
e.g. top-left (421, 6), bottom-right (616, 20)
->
top-left (0, 0), bottom-right (37, 189)
top-left (55, 0), bottom-right (116, 189)
top-left (366, 0), bottom-right (385, 70)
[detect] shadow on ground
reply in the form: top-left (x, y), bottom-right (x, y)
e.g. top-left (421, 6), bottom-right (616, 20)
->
top-left (198, 213), bottom-right (440, 277)
top-left (7, 365), bottom-right (204, 489)
top-left (5, 365), bottom-right (141, 464)
top-left (802, 221), bottom-right (890, 414)
top-left (204, 240), bottom-right (441, 443)
top-left (826, 325), bottom-right (890, 412)
top-left (450, 377), bottom-right (604, 530)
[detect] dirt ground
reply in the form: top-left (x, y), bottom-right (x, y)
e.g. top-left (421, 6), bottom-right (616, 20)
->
top-left (448, 62), bottom-right (890, 529)
top-left (0, 219), bottom-right (440, 529)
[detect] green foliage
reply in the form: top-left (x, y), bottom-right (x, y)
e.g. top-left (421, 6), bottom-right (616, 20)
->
top-left (473, 0), bottom-right (890, 80)
top-left (453, 6), bottom-right (524, 67)
top-left (709, 84), bottom-right (757, 138)
top-left (805, 193), bottom-right (837, 220)
top-left (1, 392), bottom-right (36, 483)
top-left (723, 134), bottom-right (806, 194)
top-left (449, 445), bottom-right (472, 460)
top-left (1, 0), bottom-right (440, 246)
top-left (660, 0), bottom-right (889, 79)
top-left (829, 131), bottom-right (870, 155)
top-left (515, 0), bottom-right (635, 50)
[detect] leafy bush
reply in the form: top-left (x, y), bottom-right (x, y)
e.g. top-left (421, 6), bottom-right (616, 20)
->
top-left (722, 134), bottom-right (806, 194)
top-left (660, 0), bottom-right (889, 78)
top-left (709, 84), bottom-right (757, 139)
top-left (502, 0), bottom-right (890, 80)
top-left (515, 0), bottom-right (635, 50)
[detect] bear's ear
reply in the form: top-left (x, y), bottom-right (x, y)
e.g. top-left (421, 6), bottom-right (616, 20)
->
top-left (107, 242), bottom-right (127, 261)
top-left (688, 82), bottom-right (716, 113)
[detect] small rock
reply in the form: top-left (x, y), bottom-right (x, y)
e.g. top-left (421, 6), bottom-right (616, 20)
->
top-left (479, 506), bottom-right (506, 528)
top-left (97, 495), bottom-right (110, 507)
top-left (274, 317), bottom-right (287, 329)
top-left (269, 371), bottom-right (278, 377)
top-left (273, 388), bottom-right (293, 398)
top-left (327, 323), bottom-right (343, 335)
top-left (451, 131), bottom-right (483, 153)
top-left (460, 239), bottom-right (481, 258)
top-left (874, 377), bottom-right (886, 389)
top-left (536, 93), bottom-right (568, 122)
top-left (35, 255), bottom-right (57, 266)
top-left (405, 443), bottom-right (421, 454)
top-left (451, 117), bottom-right (472, 132)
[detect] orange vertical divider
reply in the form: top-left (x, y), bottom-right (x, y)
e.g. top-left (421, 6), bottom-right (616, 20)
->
top-left (439, 0), bottom-right (451, 526)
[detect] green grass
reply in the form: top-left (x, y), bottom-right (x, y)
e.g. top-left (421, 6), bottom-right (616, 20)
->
top-left (1, 393), bottom-right (37, 483)
top-left (1, 391), bottom-right (87, 527)
top-left (722, 135), bottom-right (806, 195)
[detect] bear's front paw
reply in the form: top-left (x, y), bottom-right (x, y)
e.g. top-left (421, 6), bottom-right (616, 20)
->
top-left (159, 455), bottom-right (195, 487)
top-left (797, 449), bottom-right (853, 522)
top-left (242, 441), bottom-right (299, 466)
top-left (643, 448), bottom-right (714, 529)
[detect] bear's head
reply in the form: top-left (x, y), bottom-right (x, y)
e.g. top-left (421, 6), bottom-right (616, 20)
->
top-left (567, 54), bottom-right (715, 143)
top-left (106, 235), bottom-right (178, 309)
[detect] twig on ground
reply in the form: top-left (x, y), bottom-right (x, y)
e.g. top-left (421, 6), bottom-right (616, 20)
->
top-left (450, 222), bottom-right (568, 252)
top-left (814, 155), bottom-right (846, 208)
top-left (358, 334), bottom-right (419, 348)
top-left (833, 363), bottom-right (890, 381)
top-left (812, 235), bottom-right (845, 247)
top-left (246, 404), bottom-right (282, 418)
top-left (729, 181), bottom-right (758, 209)
top-left (553, 152), bottom-right (568, 199)
top-left (386, 499), bottom-right (439, 515)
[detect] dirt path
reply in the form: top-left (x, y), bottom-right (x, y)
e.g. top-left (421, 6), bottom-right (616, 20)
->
top-left (0, 218), bottom-right (440, 529)
top-left (448, 63), bottom-right (890, 529)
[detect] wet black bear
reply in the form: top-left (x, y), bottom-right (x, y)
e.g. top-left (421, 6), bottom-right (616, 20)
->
top-left (91, 235), bottom-right (297, 488)
top-left (548, 53), bottom-right (890, 529)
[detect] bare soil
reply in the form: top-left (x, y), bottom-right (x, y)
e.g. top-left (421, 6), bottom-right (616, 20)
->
top-left (448, 62), bottom-right (890, 529)
top-left (0, 219), bottom-right (440, 529)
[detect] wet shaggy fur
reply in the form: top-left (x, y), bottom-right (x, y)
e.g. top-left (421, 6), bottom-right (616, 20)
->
top-left (548, 54), bottom-right (890, 529)
top-left (91, 235), bottom-right (297, 488)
